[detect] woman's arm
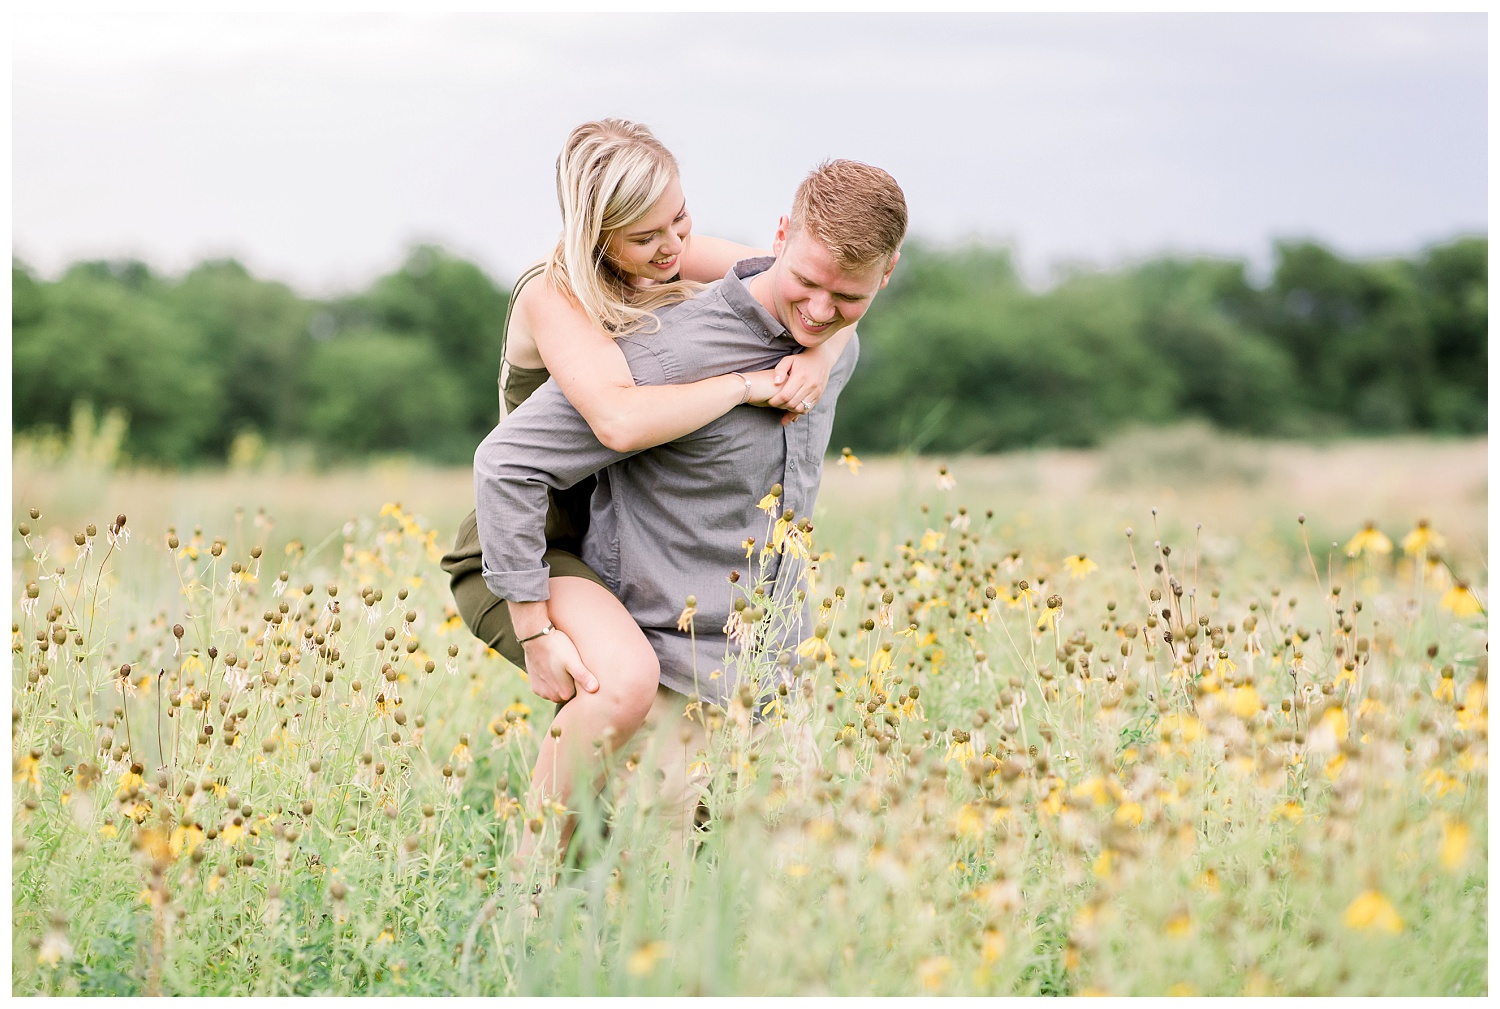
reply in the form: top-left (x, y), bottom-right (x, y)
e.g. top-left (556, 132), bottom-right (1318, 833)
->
top-left (678, 234), bottom-right (768, 283)
top-left (680, 234), bottom-right (855, 416)
top-left (520, 278), bottom-right (782, 453)
top-left (765, 327), bottom-right (857, 414)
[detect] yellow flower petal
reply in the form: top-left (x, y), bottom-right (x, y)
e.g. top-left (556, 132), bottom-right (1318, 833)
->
top-left (1343, 890), bottom-right (1404, 933)
top-left (1063, 555), bottom-right (1098, 579)
top-left (1440, 585), bottom-right (1483, 617)
top-left (1345, 524), bottom-right (1392, 557)
top-left (1440, 817), bottom-right (1472, 872)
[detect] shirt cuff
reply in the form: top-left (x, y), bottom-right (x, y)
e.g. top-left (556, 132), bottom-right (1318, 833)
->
top-left (481, 561), bottom-right (551, 603)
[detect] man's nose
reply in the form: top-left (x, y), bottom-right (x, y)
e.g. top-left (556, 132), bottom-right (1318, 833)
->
top-left (807, 291), bottom-right (836, 323)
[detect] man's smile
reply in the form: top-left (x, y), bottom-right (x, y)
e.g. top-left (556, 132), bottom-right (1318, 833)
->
top-left (797, 308), bottom-right (836, 332)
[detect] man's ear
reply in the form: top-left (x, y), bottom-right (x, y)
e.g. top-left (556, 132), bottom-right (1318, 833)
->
top-left (878, 248), bottom-right (901, 289)
top-left (772, 216), bottom-right (791, 256)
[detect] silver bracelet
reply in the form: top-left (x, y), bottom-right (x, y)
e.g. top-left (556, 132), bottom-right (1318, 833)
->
top-left (729, 372), bottom-right (751, 405)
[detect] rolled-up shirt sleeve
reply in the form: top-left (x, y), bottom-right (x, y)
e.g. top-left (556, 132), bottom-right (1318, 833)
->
top-left (473, 379), bottom-right (634, 603)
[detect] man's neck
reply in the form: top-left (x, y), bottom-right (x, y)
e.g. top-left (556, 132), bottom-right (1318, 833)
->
top-left (746, 263), bottom-right (784, 329)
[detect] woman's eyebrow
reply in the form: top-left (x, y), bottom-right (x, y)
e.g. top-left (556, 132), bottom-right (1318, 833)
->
top-left (624, 203), bottom-right (686, 239)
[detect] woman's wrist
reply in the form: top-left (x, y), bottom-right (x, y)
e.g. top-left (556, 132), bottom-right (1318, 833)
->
top-left (728, 372), bottom-right (751, 405)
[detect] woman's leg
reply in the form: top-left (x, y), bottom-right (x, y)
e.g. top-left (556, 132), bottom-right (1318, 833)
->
top-left (518, 575), bottom-right (660, 863)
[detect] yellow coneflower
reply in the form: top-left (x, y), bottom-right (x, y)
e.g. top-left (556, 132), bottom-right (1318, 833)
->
top-left (1271, 802), bottom-right (1304, 823)
top-left (450, 735), bottom-right (473, 766)
top-left (796, 626), bottom-right (833, 664)
top-left (1344, 522), bottom-right (1392, 558)
top-left (1402, 519), bottom-right (1445, 556)
top-left (1440, 817), bottom-right (1472, 871)
top-left (14, 752), bottom-right (40, 787)
top-left (1440, 583), bottom-right (1483, 617)
top-left (1228, 683), bottom-right (1261, 719)
top-left (1421, 767), bottom-right (1463, 798)
top-left (1428, 668), bottom-right (1452, 701)
top-left (676, 596), bottom-right (698, 632)
top-left (917, 956), bottom-right (952, 991)
top-left (1063, 555), bottom-right (1098, 579)
top-left (1006, 583), bottom-right (1036, 610)
top-left (1343, 890), bottom-right (1404, 933)
top-left (756, 485), bottom-right (782, 515)
top-left (838, 447), bottom-right (863, 476)
top-left (626, 940), bottom-right (670, 976)
top-left (1455, 680), bottom-right (1486, 732)
top-left (169, 824), bottom-right (204, 859)
top-left (1071, 776), bottom-right (1111, 807)
top-left (115, 765), bottom-right (145, 798)
top-left (1163, 907), bottom-right (1193, 939)
top-left (944, 730), bottom-right (975, 765)
top-left (936, 466), bottom-right (956, 491)
top-left (953, 804), bottom-right (985, 839)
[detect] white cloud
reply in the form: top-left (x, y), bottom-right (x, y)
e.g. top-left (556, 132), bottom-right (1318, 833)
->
top-left (12, 12), bottom-right (1486, 293)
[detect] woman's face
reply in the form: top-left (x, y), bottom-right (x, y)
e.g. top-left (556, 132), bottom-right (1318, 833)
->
top-left (601, 174), bottom-right (691, 284)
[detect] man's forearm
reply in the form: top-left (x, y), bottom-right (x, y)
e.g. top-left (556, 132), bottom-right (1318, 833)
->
top-left (474, 379), bottom-right (635, 603)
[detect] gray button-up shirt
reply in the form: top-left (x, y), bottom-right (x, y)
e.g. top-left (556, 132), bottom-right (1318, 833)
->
top-left (474, 257), bottom-right (857, 705)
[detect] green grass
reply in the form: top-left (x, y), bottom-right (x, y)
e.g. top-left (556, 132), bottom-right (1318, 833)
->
top-left (11, 435), bottom-right (1488, 995)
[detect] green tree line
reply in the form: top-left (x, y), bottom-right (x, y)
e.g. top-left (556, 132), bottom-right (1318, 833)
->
top-left (11, 237), bottom-right (1486, 466)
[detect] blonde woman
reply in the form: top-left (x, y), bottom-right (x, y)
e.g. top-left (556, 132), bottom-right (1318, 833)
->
top-left (442, 119), bottom-right (852, 857)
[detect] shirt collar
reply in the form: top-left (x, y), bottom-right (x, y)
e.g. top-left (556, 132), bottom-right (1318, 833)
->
top-left (723, 256), bottom-right (795, 347)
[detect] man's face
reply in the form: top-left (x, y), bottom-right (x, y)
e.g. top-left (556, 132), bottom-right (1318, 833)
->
top-left (765, 217), bottom-right (898, 348)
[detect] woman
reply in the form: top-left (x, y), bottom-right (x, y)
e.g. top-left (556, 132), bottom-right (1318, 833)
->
top-left (443, 119), bottom-right (853, 860)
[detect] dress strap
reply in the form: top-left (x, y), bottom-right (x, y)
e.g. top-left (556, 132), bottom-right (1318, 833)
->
top-left (497, 263), bottom-right (550, 416)
top-left (499, 262), bottom-right (549, 366)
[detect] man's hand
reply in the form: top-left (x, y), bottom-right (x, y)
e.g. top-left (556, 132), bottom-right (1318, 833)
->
top-left (521, 627), bottom-right (600, 704)
top-left (509, 599), bottom-right (599, 703)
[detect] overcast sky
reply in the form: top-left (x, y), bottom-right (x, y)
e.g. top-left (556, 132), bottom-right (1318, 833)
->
top-left (12, 12), bottom-right (1488, 294)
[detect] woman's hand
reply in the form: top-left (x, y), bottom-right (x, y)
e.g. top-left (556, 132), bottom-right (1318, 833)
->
top-left (767, 353), bottom-right (830, 418)
top-left (520, 626), bottom-right (600, 704)
top-left (742, 370), bottom-right (786, 409)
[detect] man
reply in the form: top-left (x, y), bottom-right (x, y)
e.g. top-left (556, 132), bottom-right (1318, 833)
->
top-left (474, 159), bottom-right (906, 852)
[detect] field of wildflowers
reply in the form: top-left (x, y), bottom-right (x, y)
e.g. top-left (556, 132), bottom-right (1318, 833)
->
top-left (11, 438), bottom-right (1488, 995)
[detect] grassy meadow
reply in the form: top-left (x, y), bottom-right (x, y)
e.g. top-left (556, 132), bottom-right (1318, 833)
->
top-left (11, 430), bottom-right (1488, 995)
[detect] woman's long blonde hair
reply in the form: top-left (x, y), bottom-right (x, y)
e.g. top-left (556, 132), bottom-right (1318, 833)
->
top-left (544, 119), bottom-right (700, 336)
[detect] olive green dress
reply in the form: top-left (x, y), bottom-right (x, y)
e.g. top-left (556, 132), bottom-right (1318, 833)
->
top-left (439, 264), bottom-right (608, 669)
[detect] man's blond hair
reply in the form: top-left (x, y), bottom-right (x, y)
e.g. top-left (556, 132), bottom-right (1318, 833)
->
top-left (789, 160), bottom-right (908, 268)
